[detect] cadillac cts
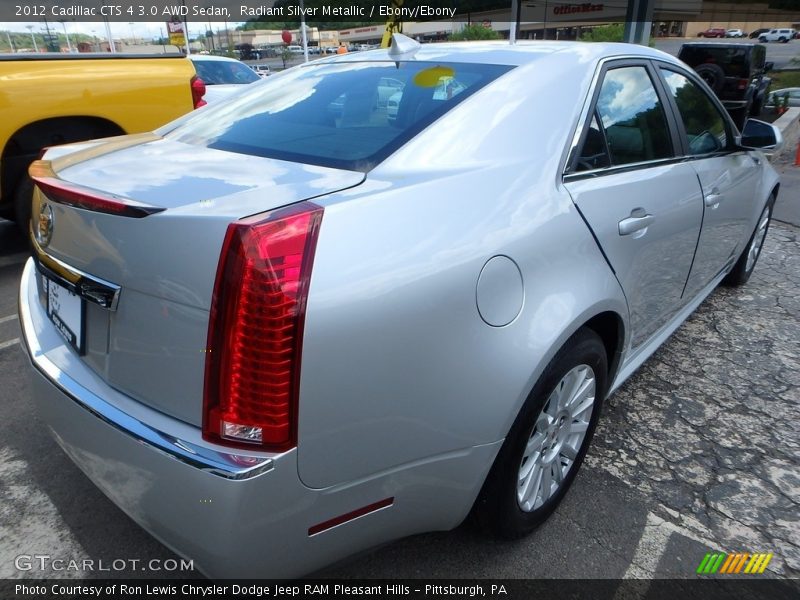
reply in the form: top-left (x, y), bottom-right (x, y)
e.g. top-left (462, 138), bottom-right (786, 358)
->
top-left (19, 37), bottom-right (781, 578)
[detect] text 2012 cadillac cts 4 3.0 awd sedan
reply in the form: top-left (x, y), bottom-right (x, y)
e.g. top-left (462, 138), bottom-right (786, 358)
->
top-left (19, 37), bottom-right (781, 578)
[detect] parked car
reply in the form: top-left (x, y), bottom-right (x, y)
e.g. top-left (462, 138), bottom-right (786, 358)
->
top-left (698, 27), bottom-right (726, 38)
top-left (287, 45), bottom-right (303, 54)
top-left (678, 42), bottom-right (772, 129)
top-left (251, 64), bottom-right (271, 78)
top-left (766, 87), bottom-right (800, 107)
top-left (758, 28), bottom-right (796, 43)
top-left (187, 54), bottom-right (260, 104)
top-left (749, 28), bottom-right (770, 39)
top-left (725, 29), bottom-right (746, 38)
top-left (21, 37), bottom-right (781, 579)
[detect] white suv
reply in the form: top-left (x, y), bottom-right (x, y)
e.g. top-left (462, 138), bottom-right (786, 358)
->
top-left (758, 28), bottom-right (796, 43)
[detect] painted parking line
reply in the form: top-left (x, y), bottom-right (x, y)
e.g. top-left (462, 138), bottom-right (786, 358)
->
top-left (0, 314), bottom-right (18, 324)
top-left (0, 447), bottom-right (88, 578)
top-left (0, 338), bottom-right (20, 351)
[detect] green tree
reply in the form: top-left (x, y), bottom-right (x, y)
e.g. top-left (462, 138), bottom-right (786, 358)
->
top-left (580, 24), bottom-right (625, 43)
top-left (449, 24), bottom-right (501, 41)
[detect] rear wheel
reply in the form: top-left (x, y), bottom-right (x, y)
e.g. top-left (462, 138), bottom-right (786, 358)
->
top-left (723, 197), bottom-right (774, 286)
top-left (473, 328), bottom-right (607, 538)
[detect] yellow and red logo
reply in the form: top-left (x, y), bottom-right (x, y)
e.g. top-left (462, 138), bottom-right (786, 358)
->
top-left (697, 552), bottom-right (773, 574)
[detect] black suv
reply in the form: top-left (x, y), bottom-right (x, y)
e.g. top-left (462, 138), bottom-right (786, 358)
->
top-left (678, 43), bottom-right (772, 129)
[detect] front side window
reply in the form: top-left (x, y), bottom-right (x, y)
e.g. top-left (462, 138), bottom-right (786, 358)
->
top-left (168, 61), bottom-right (512, 172)
top-left (595, 66), bottom-right (673, 166)
top-left (661, 69), bottom-right (728, 155)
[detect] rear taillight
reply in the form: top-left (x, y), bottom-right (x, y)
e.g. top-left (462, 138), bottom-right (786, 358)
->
top-left (191, 75), bottom-right (207, 109)
top-left (203, 202), bottom-right (324, 451)
top-left (738, 78), bottom-right (750, 90)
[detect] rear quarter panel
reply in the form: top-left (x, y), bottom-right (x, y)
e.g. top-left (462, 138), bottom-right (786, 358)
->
top-left (297, 53), bottom-right (629, 489)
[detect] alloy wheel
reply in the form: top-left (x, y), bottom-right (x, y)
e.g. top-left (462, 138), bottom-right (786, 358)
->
top-left (517, 364), bottom-right (596, 512)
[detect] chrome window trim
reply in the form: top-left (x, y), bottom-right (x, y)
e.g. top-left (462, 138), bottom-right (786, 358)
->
top-left (563, 155), bottom-right (691, 182)
top-left (18, 260), bottom-right (274, 481)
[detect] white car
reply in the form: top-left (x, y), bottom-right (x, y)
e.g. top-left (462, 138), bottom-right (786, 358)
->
top-left (188, 55), bottom-right (261, 104)
top-left (767, 87), bottom-right (800, 107)
top-left (758, 28), bottom-right (796, 43)
top-left (251, 64), bottom-right (271, 78)
top-left (725, 28), bottom-right (745, 38)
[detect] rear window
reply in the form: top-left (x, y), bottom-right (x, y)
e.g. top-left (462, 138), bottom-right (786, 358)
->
top-left (192, 59), bottom-right (260, 85)
top-left (167, 61), bottom-right (512, 171)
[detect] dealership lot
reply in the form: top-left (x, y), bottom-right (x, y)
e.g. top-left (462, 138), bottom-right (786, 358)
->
top-left (1, 194), bottom-right (798, 578)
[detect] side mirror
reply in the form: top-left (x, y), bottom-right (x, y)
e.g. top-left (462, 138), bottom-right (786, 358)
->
top-left (740, 119), bottom-right (783, 151)
top-left (764, 61), bottom-right (774, 72)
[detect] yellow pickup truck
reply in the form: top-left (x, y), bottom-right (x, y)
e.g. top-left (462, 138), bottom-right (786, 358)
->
top-left (0, 53), bottom-right (203, 229)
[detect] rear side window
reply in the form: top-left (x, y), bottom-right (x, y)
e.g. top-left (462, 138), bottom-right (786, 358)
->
top-left (192, 59), bottom-right (260, 85)
top-left (575, 113), bottom-right (611, 172)
top-left (660, 69), bottom-right (728, 155)
top-left (169, 61), bottom-right (512, 171)
top-left (594, 66), bottom-right (673, 166)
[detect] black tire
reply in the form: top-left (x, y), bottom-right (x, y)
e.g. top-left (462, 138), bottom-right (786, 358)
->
top-left (722, 196), bottom-right (774, 287)
top-left (473, 327), bottom-right (608, 538)
top-left (694, 63), bottom-right (726, 94)
top-left (13, 175), bottom-right (34, 238)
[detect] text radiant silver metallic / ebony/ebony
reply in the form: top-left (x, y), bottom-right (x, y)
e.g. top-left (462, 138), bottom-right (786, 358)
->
top-left (19, 35), bottom-right (781, 578)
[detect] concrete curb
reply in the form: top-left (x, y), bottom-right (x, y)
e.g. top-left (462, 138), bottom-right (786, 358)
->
top-left (772, 107), bottom-right (800, 165)
top-left (770, 107), bottom-right (800, 227)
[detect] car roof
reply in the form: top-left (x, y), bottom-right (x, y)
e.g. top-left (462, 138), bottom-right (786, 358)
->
top-left (312, 41), bottom-right (681, 68)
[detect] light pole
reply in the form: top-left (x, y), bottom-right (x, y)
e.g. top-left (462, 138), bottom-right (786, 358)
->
top-left (25, 25), bottom-right (38, 52)
top-left (129, 22), bottom-right (137, 45)
top-left (58, 20), bottom-right (73, 52)
top-left (4, 30), bottom-right (15, 53)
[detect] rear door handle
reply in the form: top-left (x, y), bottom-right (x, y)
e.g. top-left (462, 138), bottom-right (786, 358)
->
top-left (704, 187), bottom-right (723, 208)
top-left (618, 211), bottom-right (654, 237)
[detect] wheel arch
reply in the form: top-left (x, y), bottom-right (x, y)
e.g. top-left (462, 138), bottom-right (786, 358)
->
top-left (584, 310), bottom-right (625, 385)
top-left (1, 116), bottom-right (126, 206)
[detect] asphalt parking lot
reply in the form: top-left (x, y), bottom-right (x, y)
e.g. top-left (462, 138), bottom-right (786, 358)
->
top-left (1, 174), bottom-right (798, 581)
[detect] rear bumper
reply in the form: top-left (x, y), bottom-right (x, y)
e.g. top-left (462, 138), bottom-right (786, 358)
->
top-left (18, 259), bottom-right (496, 578)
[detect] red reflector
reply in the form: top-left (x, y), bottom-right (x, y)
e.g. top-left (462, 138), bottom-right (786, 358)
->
top-left (738, 78), bottom-right (749, 90)
top-left (203, 202), bottom-right (324, 451)
top-left (308, 498), bottom-right (394, 536)
top-left (191, 76), bottom-right (207, 109)
top-left (28, 161), bottom-right (165, 218)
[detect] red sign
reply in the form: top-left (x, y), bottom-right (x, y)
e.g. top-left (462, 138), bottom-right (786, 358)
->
top-left (281, 30), bottom-right (292, 44)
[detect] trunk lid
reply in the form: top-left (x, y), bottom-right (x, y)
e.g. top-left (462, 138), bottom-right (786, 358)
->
top-left (33, 135), bottom-right (363, 426)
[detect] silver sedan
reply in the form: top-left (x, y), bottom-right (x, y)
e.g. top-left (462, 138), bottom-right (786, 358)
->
top-left (19, 36), bottom-right (781, 578)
